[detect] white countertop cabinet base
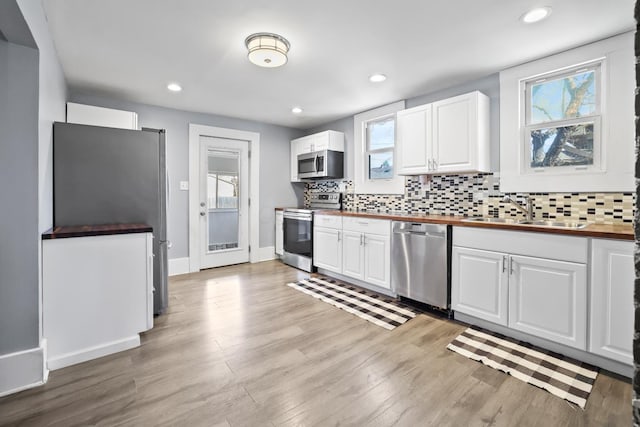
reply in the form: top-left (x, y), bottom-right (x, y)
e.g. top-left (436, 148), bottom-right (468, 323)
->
top-left (589, 239), bottom-right (634, 365)
top-left (43, 232), bottom-right (153, 370)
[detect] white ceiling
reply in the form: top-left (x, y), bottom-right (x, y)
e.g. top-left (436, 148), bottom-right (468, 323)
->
top-left (42, 0), bottom-right (635, 129)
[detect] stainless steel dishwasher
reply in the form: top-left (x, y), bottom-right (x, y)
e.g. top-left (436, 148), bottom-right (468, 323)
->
top-left (391, 221), bottom-right (450, 309)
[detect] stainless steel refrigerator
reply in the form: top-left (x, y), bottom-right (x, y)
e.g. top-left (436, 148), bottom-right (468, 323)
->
top-left (53, 122), bottom-right (168, 315)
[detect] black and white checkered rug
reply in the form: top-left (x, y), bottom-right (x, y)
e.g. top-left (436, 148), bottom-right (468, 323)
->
top-left (286, 276), bottom-right (417, 330)
top-left (447, 327), bottom-right (598, 409)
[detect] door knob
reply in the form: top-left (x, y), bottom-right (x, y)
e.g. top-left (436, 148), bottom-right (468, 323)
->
top-left (200, 202), bottom-right (206, 207)
top-left (200, 212), bottom-right (206, 216)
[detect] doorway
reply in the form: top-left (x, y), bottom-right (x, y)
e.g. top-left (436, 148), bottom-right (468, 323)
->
top-left (199, 136), bottom-right (249, 268)
top-left (188, 124), bottom-right (260, 272)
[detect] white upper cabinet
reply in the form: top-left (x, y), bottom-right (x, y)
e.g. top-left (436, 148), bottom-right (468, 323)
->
top-left (66, 102), bottom-right (138, 130)
top-left (290, 130), bottom-right (344, 182)
top-left (396, 91), bottom-right (490, 175)
top-left (396, 104), bottom-right (432, 174)
top-left (432, 92), bottom-right (490, 173)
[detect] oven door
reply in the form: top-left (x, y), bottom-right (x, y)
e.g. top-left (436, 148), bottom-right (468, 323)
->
top-left (283, 211), bottom-right (313, 258)
top-left (298, 151), bottom-right (326, 179)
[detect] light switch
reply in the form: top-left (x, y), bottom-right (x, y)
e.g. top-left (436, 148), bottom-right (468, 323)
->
top-left (179, 181), bottom-right (189, 191)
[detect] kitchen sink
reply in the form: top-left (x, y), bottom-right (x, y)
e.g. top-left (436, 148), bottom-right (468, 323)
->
top-left (516, 220), bottom-right (588, 229)
top-left (463, 217), bottom-right (587, 229)
top-left (462, 217), bottom-right (521, 224)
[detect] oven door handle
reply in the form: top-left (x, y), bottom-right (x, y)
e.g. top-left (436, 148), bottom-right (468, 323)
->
top-left (315, 154), bottom-right (320, 172)
top-left (284, 212), bottom-right (313, 221)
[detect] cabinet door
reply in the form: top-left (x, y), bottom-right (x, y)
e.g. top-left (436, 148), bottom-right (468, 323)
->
top-left (452, 246), bottom-right (508, 326)
top-left (590, 239), bottom-right (633, 365)
top-left (509, 255), bottom-right (587, 350)
top-left (432, 91), bottom-right (489, 173)
top-left (290, 139), bottom-right (301, 182)
top-left (342, 231), bottom-right (364, 280)
top-left (275, 211), bottom-right (284, 256)
top-left (363, 233), bottom-right (391, 289)
top-left (432, 93), bottom-right (475, 172)
top-left (313, 227), bottom-right (342, 273)
top-left (396, 105), bottom-right (431, 175)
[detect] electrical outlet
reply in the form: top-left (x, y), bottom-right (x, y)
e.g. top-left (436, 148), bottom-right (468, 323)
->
top-left (179, 181), bottom-right (189, 191)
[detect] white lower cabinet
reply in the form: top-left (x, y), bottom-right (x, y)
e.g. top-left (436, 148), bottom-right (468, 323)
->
top-left (452, 227), bottom-right (588, 350)
top-left (275, 210), bottom-right (284, 256)
top-left (43, 232), bottom-right (153, 370)
top-left (508, 255), bottom-right (587, 349)
top-left (589, 239), bottom-right (634, 365)
top-left (451, 247), bottom-right (508, 326)
top-left (342, 230), bottom-right (364, 278)
top-left (342, 218), bottom-right (391, 290)
top-left (362, 233), bottom-right (391, 289)
top-left (313, 227), bottom-right (342, 273)
top-left (313, 216), bottom-right (391, 291)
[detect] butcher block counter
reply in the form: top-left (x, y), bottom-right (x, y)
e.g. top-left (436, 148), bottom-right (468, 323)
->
top-left (314, 210), bottom-right (633, 241)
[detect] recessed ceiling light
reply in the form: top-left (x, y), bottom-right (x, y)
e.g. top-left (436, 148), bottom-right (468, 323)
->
top-left (369, 74), bottom-right (387, 83)
top-left (521, 6), bottom-right (552, 24)
top-left (291, 107), bottom-right (303, 114)
top-left (167, 83), bottom-right (182, 92)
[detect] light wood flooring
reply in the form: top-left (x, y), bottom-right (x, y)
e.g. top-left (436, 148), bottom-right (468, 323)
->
top-left (0, 260), bottom-right (631, 426)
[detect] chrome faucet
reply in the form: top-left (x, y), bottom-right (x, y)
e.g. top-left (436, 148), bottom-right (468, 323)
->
top-left (503, 196), bottom-right (533, 221)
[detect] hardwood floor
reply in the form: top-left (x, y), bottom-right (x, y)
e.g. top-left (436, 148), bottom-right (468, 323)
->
top-left (0, 260), bottom-right (631, 426)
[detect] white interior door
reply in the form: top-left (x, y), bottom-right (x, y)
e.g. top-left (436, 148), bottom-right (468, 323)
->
top-left (199, 136), bottom-right (249, 268)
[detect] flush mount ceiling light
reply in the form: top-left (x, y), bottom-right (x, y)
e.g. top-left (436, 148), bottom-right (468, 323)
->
top-left (369, 73), bottom-right (387, 83)
top-left (245, 32), bottom-right (290, 68)
top-left (167, 83), bottom-right (182, 92)
top-left (291, 106), bottom-right (303, 114)
top-left (521, 6), bottom-right (552, 24)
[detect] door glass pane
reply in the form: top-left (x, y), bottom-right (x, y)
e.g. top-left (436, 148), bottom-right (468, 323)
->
top-left (207, 150), bottom-right (239, 252)
top-left (529, 123), bottom-right (594, 168)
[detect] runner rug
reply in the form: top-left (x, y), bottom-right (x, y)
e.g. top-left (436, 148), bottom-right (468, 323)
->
top-left (286, 276), bottom-right (417, 330)
top-left (447, 326), bottom-right (598, 409)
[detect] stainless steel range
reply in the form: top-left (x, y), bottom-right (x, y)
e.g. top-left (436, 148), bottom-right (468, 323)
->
top-left (282, 193), bottom-right (342, 272)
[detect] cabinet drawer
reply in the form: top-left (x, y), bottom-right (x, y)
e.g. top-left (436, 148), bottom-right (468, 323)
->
top-left (453, 226), bottom-right (588, 264)
top-left (343, 217), bottom-right (390, 235)
top-left (314, 214), bottom-right (342, 230)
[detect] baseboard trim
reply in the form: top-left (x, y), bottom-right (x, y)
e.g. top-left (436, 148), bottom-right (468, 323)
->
top-left (0, 345), bottom-right (45, 397)
top-left (47, 335), bottom-right (140, 371)
top-left (254, 246), bottom-right (276, 263)
top-left (168, 257), bottom-right (190, 276)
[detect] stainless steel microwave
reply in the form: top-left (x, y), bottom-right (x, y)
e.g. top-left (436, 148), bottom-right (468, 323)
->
top-left (297, 149), bottom-right (344, 180)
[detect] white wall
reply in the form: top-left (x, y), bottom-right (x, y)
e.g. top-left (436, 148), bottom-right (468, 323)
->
top-left (69, 93), bottom-right (303, 258)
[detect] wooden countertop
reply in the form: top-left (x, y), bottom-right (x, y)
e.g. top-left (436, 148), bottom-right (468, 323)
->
top-left (314, 210), bottom-right (633, 241)
top-left (42, 223), bottom-right (153, 240)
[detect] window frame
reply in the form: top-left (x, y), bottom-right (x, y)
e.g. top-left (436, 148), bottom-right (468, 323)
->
top-left (499, 32), bottom-right (633, 193)
top-left (365, 114), bottom-right (396, 180)
top-left (521, 61), bottom-right (603, 174)
top-left (353, 101), bottom-right (405, 195)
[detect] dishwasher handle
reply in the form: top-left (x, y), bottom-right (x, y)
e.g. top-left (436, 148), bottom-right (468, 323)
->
top-left (393, 230), bottom-right (445, 238)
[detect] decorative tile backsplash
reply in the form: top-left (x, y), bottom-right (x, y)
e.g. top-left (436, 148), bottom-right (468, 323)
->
top-left (305, 173), bottom-right (634, 225)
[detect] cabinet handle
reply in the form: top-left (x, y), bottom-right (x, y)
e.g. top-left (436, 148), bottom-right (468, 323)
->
top-left (434, 159), bottom-right (438, 170)
top-left (428, 159), bottom-right (433, 170)
top-left (502, 255), bottom-right (507, 273)
top-left (510, 257), bottom-right (514, 275)
top-left (360, 234), bottom-right (363, 246)
top-left (337, 231), bottom-right (341, 242)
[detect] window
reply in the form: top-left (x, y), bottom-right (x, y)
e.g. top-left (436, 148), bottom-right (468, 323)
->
top-left (366, 116), bottom-right (395, 179)
top-left (498, 32), bottom-right (634, 193)
top-left (353, 100), bottom-right (405, 194)
top-left (524, 63), bottom-right (601, 171)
